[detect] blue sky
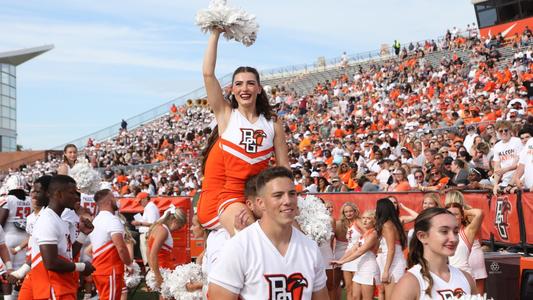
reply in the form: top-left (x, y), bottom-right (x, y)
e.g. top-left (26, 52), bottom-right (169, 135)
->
top-left (0, 0), bottom-right (476, 150)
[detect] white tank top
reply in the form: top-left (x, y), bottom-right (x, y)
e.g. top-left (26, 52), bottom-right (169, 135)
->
top-left (408, 264), bottom-right (471, 299)
top-left (220, 109), bottom-right (275, 157)
top-left (162, 224), bottom-right (173, 251)
top-left (448, 228), bottom-right (472, 274)
top-left (346, 223), bottom-right (361, 248)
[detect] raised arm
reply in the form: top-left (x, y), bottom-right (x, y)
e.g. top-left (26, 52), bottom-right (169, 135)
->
top-left (463, 208), bottom-right (483, 244)
top-left (399, 203), bottom-right (419, 224)
top-left (203, 29), bottom-right (231, 131)
top-left (273, 118), bottom-right (290, 169)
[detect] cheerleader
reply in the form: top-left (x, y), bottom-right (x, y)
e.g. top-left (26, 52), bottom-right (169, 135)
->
top-left (320, 200), bottom-right (339, 300)
top-left (394, 208), bottom-right (478, 299)
top-left (375, 198), bottom-right (407, 300)
top-left (338, 202), bottom-right (361, 299)
top-left (333, 210), bottom-right (380, 300)
top-left (445, 190), bottom-right (487, 293)
top-left (445, 202), bottom-right (483, 277)
top-left (57, 144), bottom-right (78, 175)
top-left (147, 205), bottom-right (187, 298)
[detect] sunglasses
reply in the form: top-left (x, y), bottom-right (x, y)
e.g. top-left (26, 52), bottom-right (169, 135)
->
top-left (498, 128), bottom-right (510, 134)
top-left (415, 175), bottom-right (424, 179)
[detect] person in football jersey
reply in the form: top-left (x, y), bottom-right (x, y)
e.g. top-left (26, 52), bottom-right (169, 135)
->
top-left (203, 28), bottom-right (289, 237)
top-left (89, 189), bottom-right (134, 300)
top-left (31, 175), bottom-right (95, 300)
top-left (57, 144), bottom-right (78, 175)
top-left (0, 179), bottom-right (31, 299)
top-left (393, 208), bottom-right (478, 299)
top-left (8, 175), bottom-right (52, 299)
top-left (208, 167), bottom-right (328, 300)
top-left (147, 205), bottom-right (187, 294)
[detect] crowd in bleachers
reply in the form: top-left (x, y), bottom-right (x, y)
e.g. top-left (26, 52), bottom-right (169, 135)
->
top-left (2, 25), bottom-right (533, 198)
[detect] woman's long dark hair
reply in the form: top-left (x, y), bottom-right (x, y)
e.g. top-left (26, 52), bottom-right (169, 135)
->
top-left (375, 198), bottom-right (407, 249)
top-left (201, 125), bottom-right (219, 175)
top-left (408, 207), bottom-right (455, 296)
top-left (63, 143), bottom-right (78, 166)
top-left (228, 66), bottom-right (274, 120)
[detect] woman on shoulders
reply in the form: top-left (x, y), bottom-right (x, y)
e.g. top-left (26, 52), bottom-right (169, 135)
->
top-left (394, 208), bottom-right (478, 299)
top-left (57, 144), bottom-right (78, 175)
top-left (203, 28), bottom-right (289, 236)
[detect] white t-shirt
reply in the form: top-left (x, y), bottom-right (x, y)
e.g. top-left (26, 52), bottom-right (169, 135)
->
top-left (139, 202), bottom-right (160, 234)
top-left (204, 228), bottom-right (230, 277)
top-left (208, 222), bottom-right (327, 300)
top-left (492, 137), bottom-right (523, 186)
top-left (61, 208), bottom-right (80, 242)
top-left (518, 138), bottom-right (533, 189)
top-left (32, 207), bottom-right (73, 262)
top-left (89, 211), bottom-right (124, 253)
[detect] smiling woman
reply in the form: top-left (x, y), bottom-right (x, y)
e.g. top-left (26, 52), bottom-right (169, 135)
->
top-left (201, 28), bottom-right (289, 238)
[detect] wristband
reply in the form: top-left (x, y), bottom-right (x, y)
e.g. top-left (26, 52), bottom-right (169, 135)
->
top-left (11, 264), bottom-right (30, 279)
top-left (76, 233), bottom-right (88, 244)
top-left (5, 261), bottom-right (12, 270)
top-left (75, 262), bottom-right (86, 272)
top-left (14, 246), bottom-right (22, 252)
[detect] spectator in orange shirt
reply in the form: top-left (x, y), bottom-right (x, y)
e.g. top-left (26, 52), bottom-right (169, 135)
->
top-left (387, 168), bottom-right (411, 192)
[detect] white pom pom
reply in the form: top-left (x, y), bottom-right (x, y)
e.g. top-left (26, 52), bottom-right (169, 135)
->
top-left (124, 262), bottom-right (141, 288)
top-left (145, 269), bottom-right (170, 292)
top-left (161, 263), bottom-right (204, 300)
top-left (295, 195), bottom-right (334, 246)
top-left (196, 0), bottom-right (259, 46)
top-left (69, 157), bottom-right (101, 194)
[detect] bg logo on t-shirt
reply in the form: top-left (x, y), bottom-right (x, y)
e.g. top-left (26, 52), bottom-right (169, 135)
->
top-left (240, 128), bottom-right (267, 153)
top-left (436, 288), bottom-right (466, 299)
top-left (264, 273), bottom-right (308, 300)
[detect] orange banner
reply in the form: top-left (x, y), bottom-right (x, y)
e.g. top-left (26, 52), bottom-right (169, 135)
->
top-left (489, 194), bottom-right (521, 245)
top-left (521, 192), bottom-right (533, 245)
top-left (119, 196), bottom-right (193, 264)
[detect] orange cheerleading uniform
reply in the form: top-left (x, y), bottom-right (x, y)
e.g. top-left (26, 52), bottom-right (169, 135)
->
top-left (217, 110), bottom-right (275, 214)
top-left (197, 138), bottom-right (226, 230)
top-left (147, 224), bottom-right (175, 269)
top-left (90, 211), bottom-right (126, 300)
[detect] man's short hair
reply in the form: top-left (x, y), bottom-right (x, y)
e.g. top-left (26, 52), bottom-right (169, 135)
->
top-left (255, 167), bottom-right (294, 195)
top-left (34, 175), bottom-right (52, 191)
top-left (496, 120), bottom-right (512, 130)
top-left (94, 189), bottom-right (112, 202)
top-left (48, 175), bottom-right (77, 196)
top-left (244, 175), bottom-right (258, 199)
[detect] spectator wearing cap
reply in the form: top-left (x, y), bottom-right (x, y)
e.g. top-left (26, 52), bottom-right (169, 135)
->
top-left (131, 192), bottom-right (160, 266)
top-left (325, 176), bottom-right (348, 192)
top-left (466, 168), bottom-right (493, 190)
top-left (442, 156), bottom-right (455, 178)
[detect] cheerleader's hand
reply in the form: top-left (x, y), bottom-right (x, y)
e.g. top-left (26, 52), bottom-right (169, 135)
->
top-left (330, 260), bottom-right (343, 268)
top-left (155, 274), bottom-right (163, 289)
top-left (381, 271), bottom-right (390, 284)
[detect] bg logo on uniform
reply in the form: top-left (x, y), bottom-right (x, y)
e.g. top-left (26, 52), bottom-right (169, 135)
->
top-left (436, 288), bottom-right (466, 299)
top-left (494, 197), bottom-right (511, 240)
top-left (264, 273), bottom-right (308, 300)
top-left (240, 128), bottom-right (266, 153)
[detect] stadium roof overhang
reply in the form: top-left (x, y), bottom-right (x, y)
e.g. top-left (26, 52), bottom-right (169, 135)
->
top-left (0, 45), bottom-right (54, 66)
